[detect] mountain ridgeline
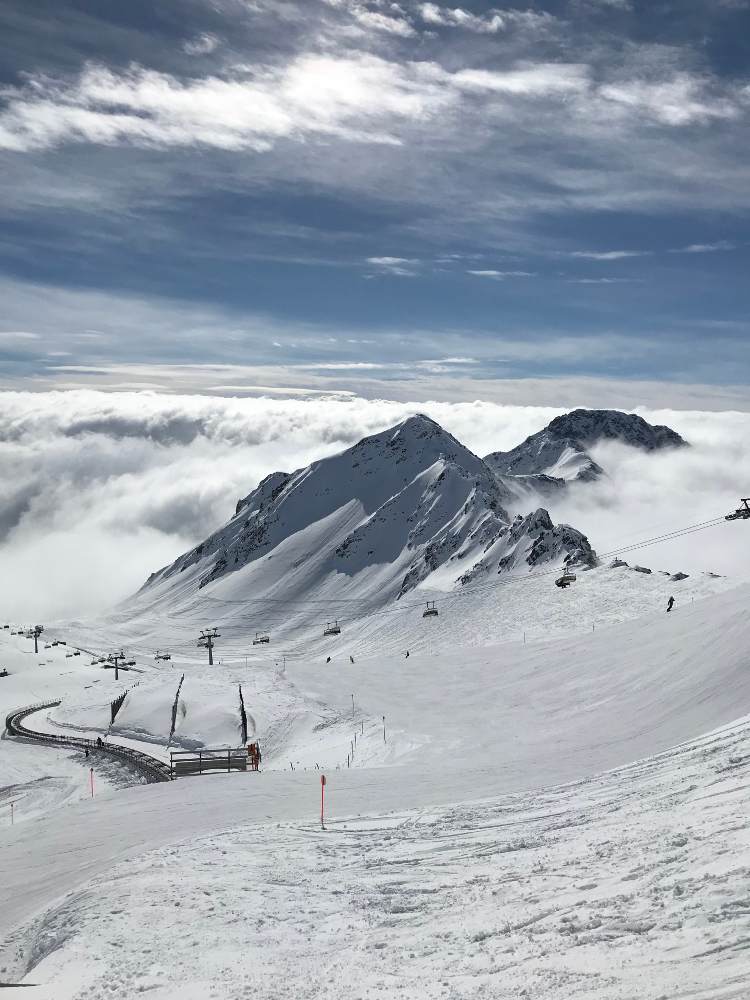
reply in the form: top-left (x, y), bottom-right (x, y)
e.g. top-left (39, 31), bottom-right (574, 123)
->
top-left (139, 409), bottom-right (685, 609)
top-left (484, 408), bottom-right (687, 488)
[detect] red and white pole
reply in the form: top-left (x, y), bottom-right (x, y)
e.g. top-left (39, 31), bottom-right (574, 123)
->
top-left (320, 774), bottom-right (326, 829)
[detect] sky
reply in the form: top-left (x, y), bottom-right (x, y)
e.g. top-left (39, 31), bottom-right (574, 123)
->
top-left (0, 0), bottom-right (749, 402)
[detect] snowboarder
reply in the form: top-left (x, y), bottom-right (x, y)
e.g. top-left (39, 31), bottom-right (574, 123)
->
top-left (326, 656), bottom-right (331, 663)
top-left (405, 651), bottom-right (409, 658)
top-left (667, 596), bottom-right (675, 612)
top-left (349, 655), bottom-right (354, 663)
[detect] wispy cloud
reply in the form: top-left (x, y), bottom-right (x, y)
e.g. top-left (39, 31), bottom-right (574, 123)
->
top-left (566, 251), bottom-right (651, 260)
top-left (668, 241), bottom-right (736, 254)
top-left (367, 256), bottom-right (420, 276)
top-left (468, 270), bottom-right (535, 279)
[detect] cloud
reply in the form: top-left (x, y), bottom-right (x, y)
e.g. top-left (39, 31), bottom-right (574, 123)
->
top-left (367, 256), bottom-right (420, 275)
top-left (351, 9), bottom-right (416, 36)
top-left (668, 241), bottom-right (736, 254)
top-left (599, 74), bottom-right (738, 126)
top-left (0, 391), bottom-right (748, 620)
top-left (183, 33), bottom-right (221, 56)
top-left (468, 270), bottom-right (534, 279)
top-left (419, 3), bottom-right (507, 33)
top-left (0, 55), bottom-right (452, 153)
top-left (566, 251), bottom-right (651, 260)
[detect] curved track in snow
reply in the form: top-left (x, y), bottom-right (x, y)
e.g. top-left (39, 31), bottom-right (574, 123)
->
top-left (5, 702), bottom-right (172, 784)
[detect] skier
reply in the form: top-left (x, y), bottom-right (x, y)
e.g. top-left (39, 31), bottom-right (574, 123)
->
top-left (350, 655), bottom-right (354, 663)
top-left (405, 651), bottom-right (409, 658)
top-left (326, 656), bottom-right (331, 663)
top-left (96, 736), bottom-right (103, 748)
top-left (667, 596), bottom-right (675, 613)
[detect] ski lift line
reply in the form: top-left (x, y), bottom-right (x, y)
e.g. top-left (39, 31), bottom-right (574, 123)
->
top-left (591, 503), bottom-right (734, 547)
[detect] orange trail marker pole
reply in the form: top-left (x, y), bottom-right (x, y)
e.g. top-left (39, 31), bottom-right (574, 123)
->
top-left (320, 774), bottom-right (326, 829)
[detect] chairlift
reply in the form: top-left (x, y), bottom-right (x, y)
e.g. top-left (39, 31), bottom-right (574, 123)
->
top-left (65, 652), bottom-right (73, 658)
top-left (73, 650), bottom-right (81, 656)
top-left (3, 624), bottom-right (9, 628)
top-left (423, 601), bottom-right (439, 618)
top-left (323, 621), bottom-right (341, 636)
top-left (127, 660), bottom-right (136, 666)
top-left (253, 632), bottom-right (270, 645)
top-left (555, 571), bottom-right (577, 589)
top-left (44, 644), bottom-right (51, 649)
top-left (98, 657), bottom-right (106, 663)
top-left (51, 640), bottom-right (58, 646)
top-left (90, 660), bottom-right (98, 666)
top-left (725, 498), bottom-right (750, 521)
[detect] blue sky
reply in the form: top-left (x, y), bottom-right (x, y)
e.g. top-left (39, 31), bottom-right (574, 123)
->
top-left (0, 0), bottom-right (748, 402)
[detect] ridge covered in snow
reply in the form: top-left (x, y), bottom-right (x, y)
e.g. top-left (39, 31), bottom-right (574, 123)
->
top-left (484, 407), bottom-right (687, 487)
top-left (138, 415), bottom-right (595, 615)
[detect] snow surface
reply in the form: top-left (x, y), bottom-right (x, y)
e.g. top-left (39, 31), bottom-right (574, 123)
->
top-left (3, 577), bottom-right (750, 996)
top-left (1, 409), bottom-right (748, 995)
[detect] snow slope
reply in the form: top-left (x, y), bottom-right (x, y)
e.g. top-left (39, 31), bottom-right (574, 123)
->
top-left (8, 714), bottom-right (750, 999)
top-left (3, 581), bottom-right (750, 958)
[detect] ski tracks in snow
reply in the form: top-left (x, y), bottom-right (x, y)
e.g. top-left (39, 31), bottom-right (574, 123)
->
top-left (8, 717), bottom-right (750, 999)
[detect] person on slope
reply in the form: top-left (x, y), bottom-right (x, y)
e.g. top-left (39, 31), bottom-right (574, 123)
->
top-left (405, 651), bottom-right (409, 658)
top-left (326, 656), bottom-right (331, 663)
top-left (667, 596), bottom-right (675, 613)
top-left (349, 655), bottom-right (354, 663)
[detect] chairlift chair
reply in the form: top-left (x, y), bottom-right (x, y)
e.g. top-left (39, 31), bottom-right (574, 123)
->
top-left (323, 621), bottom-right (341, 636)
top-left (555, 571), bottom-right (577, 589)
top-left (423, 601), bottom-right (439, 618)
top-left (127, 660), bottom-right (136, 666)
top-left (73, 650), bottom-right (81, 656)
top-left (253, 632), bottom-right (270, 645)
top-left (725, 498), bottom-right (750, 521)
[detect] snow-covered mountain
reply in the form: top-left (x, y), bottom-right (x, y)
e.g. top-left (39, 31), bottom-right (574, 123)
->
top-left (484, 408), bottom-right (687, 490)
top-left (139, 415), bottom-right (595, 613)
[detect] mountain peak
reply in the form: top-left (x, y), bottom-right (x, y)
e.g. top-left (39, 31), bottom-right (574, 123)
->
top-left (545, 409), bottom-right (686, 451)
top-left (137, 415), bottom-right (595, 616)
top-left (484, 408), bottom-right (686, 483)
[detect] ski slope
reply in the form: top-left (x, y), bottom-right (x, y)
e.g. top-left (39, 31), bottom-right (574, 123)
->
top-left (3, 579), bottom-right (750, 984)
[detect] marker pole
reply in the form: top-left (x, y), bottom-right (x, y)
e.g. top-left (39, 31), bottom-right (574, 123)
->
top-left (11, 803), bottom-right (13, 826)
top-left (352, 694), bottom-right (354, 715)
top-left (90, 768), bottom-right (94, 798)
top-left (320, 774), bottom-right (326, 829)
top-left (383, 716), bottom-right (386, 742)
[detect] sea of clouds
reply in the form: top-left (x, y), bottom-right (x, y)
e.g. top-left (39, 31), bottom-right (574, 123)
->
top-left (1, 390), bottom-right (748, 621)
